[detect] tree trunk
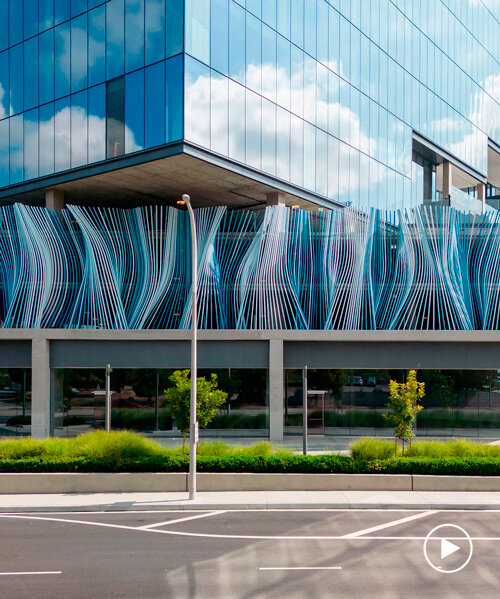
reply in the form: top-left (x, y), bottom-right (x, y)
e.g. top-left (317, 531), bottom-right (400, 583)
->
top-left (182, 431), bottom-right (186, 454)
top-left (395, 435), bottom-right (397, 458)
top-left (409, 436), bottom-right (412, 456)
top-left (402, 439), bottom-right (405, 457)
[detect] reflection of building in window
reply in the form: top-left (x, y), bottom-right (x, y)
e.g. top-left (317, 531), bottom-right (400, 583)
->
top-left (106, 77), bottom-right (125, 159)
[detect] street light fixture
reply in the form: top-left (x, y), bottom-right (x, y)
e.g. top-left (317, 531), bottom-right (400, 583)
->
top-left (177, 194), bottom-right (198, 500)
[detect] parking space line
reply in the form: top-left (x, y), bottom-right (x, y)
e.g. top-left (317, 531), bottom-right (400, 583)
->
top-left (340, 510), bottom-right (437, 539)
top-left (259, 567), bottom-right (342, 571)
top-left (138, 511), bottom-right (226, 530)
top-left (0, 571), bottom-right (62, 576)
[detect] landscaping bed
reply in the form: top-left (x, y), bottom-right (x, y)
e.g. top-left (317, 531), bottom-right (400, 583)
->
top-left (1, 432), bottom-right (500, 476)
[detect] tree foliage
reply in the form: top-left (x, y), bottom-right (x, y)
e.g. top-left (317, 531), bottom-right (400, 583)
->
top-left (383, 370), bottom-right (425, 456)
top-left (164, 370), bottom-right (227, 435)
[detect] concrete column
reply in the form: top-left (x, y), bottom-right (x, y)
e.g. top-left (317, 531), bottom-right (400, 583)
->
top-left (267, 191), bottom-right (286, 206)
top-left (269, 339), bottom-right (284, 442)
top-left (442, 162), bottom-right (452, 201)
top-left (31, 338), bottom-right (51, 438)
top-left (45, 188), bottom-right (65, 211)
top-left (476, 182), bottom-right (486, 213)
top-left (423, 163), bottom-right (433, 202)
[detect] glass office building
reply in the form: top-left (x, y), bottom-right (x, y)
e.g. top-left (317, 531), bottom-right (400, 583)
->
top-left (0, 0), bottom-right (499, 210)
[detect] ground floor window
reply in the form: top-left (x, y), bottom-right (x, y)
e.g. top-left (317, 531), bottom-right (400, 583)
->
top-left (0, 368), bottom-right (31, 437)
top-left (284, 369), bottom-right (500, 438)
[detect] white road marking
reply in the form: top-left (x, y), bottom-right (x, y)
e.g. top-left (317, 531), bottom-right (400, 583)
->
top-left (259, 567), bottom-right (342, 571)
top-left (340, 510), bottom-right (437, 539)
top-left (138, 511), bottom-right (226, 529)
top-left (0, 514), bottom-right (499, 542)
top-left (0, 571), bottom-right (62, 576)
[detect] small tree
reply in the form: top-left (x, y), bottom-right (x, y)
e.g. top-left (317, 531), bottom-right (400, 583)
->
top-left (165, 370), bottom-right (227, 453)
top-left (383, 370), bottom-right (425, 457)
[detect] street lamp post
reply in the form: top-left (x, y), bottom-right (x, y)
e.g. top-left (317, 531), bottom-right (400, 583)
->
top-left (178, 194), bottom-right (198, 500)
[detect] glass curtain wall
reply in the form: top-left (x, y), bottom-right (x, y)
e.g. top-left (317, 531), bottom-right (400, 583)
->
top-left (0, 0), bottom-right (183, 190)
top-left (284, 369), bottom-right (500, 439)
top-left (184, 0), bottom-right (499, 210)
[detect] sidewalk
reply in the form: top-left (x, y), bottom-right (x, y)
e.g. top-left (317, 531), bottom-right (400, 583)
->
top-left (1, 490), bottom-right (500, 512)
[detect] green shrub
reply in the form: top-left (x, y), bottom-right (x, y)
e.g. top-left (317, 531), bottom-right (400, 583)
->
top-left (1, 454), bottom-right (500, 475)
top-left (350, 437), bottom-right (500, 460)
top-left (351, 438), bottom-right (395, 460)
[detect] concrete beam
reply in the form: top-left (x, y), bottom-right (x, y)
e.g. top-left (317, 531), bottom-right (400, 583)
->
top-left (31, 338), bottom-right (51, 438)
top-left (268, 339), bottom-right (284, 443)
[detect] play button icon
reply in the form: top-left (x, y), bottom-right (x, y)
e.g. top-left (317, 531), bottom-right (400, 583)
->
top-left (441, 538), bottom-right (460, 560)
top-left (424, 524), bottom-right (473, 574)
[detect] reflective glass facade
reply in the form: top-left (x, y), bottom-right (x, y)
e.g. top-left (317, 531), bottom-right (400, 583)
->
top-left (0, 0), bottom-right (183, 189)
top-left (0, 1), bottom-right (499, 211)
top-left (185, 0), bottom-right (500, 209)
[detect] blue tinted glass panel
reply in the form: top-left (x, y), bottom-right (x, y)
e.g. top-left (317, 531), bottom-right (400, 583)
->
top-left (0, 4), bottom-right (7, 52)
top-left (211, 0), bottom-right (228, 75)
top-left (39, 0), bottom-right (55, 32)
top-left (210, 71), bottom-right (228, 156)
top-left (89, 5), bottom-right (106, 86)
top-left (54, 0), bottom-right (71, 25)
top-left (276, 0), bottom-right (290, 38)
top-left (71, 15), bottom-right (88, 93)
top-left (88, 84), bottom-right (106, 163)
top-left (24, 0), bottom-right (39, 39)
top-left (125, 0), bottom-right (145, 73)
top-left (107, 0), bottom-right (125, 79)
top-left (262, 0), bottom-right (276, 29)
top-left (145, 0), bottom-right (165, 65)
top-left (246, 0), bottom-right (261, 19)
top-left (228, 79), bottom-right (245, 163)
top-left (290, 115), bottom-right (303, 187)
top-left (229, 1), bottom-right (245, 84)
top-left (166, 54), bottom-right (183, 142)
top-left (39, 103), bottom-right (55, 176)
top-left (261, 99), bottom-right (276, 175)
top-left (55, 22), bottom-right (71, 99)
top-left (9, 45), bottom-right (23, 116)
top-left (125, 70), bottom-right (145, 152)
top-left (304, 0), bottom-right (316, 57)
top-left (10, 114), bottom-right (24, 184)
top-left (71, 91), bottom-right (88, 168)
top-left (0, 118), bottom-right (8, 187)
top-left (262, 24), bottom-right (276, 103)
top-left (186, 0), bottom-right (210, 64)
top-left (246, 14), bottom-right (261, 94)
top-left (276, 107), bottom-right (290, 181)
top-left (291, 0), bottom-right (303, 48)
top-left (39, 30), bottom-right (55, 105)
top-left (165, 0), bottom-right (183, 57)
top-left (54, 97), bottom-right (70, 171)
top-left (0, 51), bottom-right (8, 119)
top-left (184, 56), bottom-right (210, 147)
top-left (9, 0), bottom-right (23, 46)
top-left (145, 62), bottom-right (165, 148)
top-left (26, 119), bottom-right (43, 187)
top-left (24, 38), bottom-right (39, 111)
top-left (71, 0), bottom-right (87, 17)
top-left (245, 90), bottom-right (261, 170)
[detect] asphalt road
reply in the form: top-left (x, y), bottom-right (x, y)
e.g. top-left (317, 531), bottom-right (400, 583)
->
top-left (0, 508), bottom-right (498, 598)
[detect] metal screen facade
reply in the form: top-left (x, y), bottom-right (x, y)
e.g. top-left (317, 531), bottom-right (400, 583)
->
top-left (2, 204), bottom-right (500, 330)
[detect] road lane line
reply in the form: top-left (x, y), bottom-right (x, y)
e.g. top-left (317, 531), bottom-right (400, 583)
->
top-left (1, 515), bottom-right (499, 542)
top-left (138, 511), bottom-right (226, 529)
top-left (0, 571), bottom-right (62, 576)
top-left (259, 567), bottom-right (342, 571)
top-left (340, 510), bottom-right (437, 539)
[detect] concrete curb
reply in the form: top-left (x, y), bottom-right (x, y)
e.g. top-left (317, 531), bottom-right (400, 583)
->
top-left (2, 472), bottom-right (500, 493)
